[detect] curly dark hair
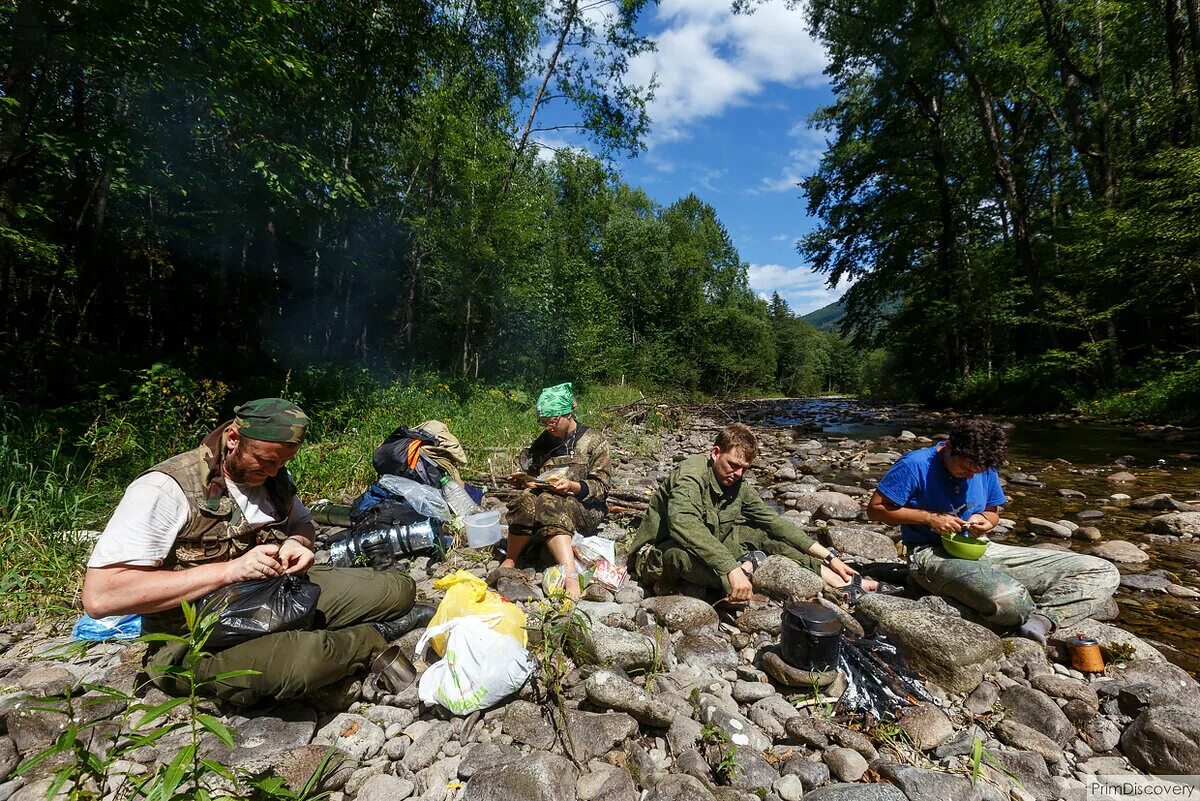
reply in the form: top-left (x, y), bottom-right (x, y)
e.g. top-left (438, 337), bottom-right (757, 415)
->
top-left (948, 419), bottom-right (1009, 469)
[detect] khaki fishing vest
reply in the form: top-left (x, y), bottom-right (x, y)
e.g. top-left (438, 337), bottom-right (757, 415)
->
top-left (146, 446), bottom-right (297, 570)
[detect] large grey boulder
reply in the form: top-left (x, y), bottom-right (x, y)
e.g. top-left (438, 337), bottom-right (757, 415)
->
top-left (640, 596), bottom-right (719, 633)
top-left (1147, 511), bottom-right (1200, 537)
top-left (1131, 493), bottom-right (1197, 511)
top-left (233, 744), bottom-right (353, 794)
top-left (873, 762), bottom-right (983, 801)
top-left (728, 748), bottom-right (781, 791)
top-left (735, 607), bottom-right (782, 635)
top-left (666, 715), bottom-right (703, 755)
top-left (675, 634), bottom-right (739, 672)
top-left (697, 693), bottom-right (770, 752)
top-left (1000, 686), bottom-right (1075, 746)
top-left (1090, 540), bottom-right (1149, 563)
top-left (0, 737), bottom-right (16, 785)
top-left (791, 491), bottom-right (860, 517)
top-left (356, 774), bottom-right (416, 801)
top-left (458, 743), bottom-right (522, 779)
top-left (994, 719), bottom-right (1065, 763)
top-left (824, 527), bottom-right (899, 562)
top-left (403, 719), bottom-right (453, 772)
top-left (857, 595), bottom-right (1003, 692)
top-left (503, 701), bottom-right (637, 762)
top-left (644, 774), bottom-right (716, 801)
top-left (1029, 674), bottom-right (1099, 709)
top-left (990, 750), bottom-right (1059, 801)
top-left (752, 555), bottom-right (824, 601)
top-left (896, 703), bottom-right (954, 750)
top-left (1104, 660), bottom-right (1200, 711)
top-left (4, 704), bottom-right (70, 753)
top-left (1121, 705), bottom-right (1200, 774)
top-left (312, 713), bottom-right (385, 761)
top-left (1026, 518), bottom-right (1073, 538)
top-left (577, 767), bottom-right (637, 801)
top-left (584, 670), bottom-right (677, 727)
top-left (463, 751), bottom-right (579, 801)
top-left (801, 783), bottom-right (907, 801)
top-left (578, 620), bottom-right (663, 672)
top-left (747, 694), bottom-right (800, 740)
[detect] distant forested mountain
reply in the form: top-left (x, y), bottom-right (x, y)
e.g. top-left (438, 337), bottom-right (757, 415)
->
top-left (800, 301), bottom-right (845, 333)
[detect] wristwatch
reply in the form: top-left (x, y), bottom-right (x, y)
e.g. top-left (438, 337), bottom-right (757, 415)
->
top-left (822, 548), bottom-right (840, 566)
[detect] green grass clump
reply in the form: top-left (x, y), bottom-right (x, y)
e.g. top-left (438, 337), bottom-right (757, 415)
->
top-left (0, 404), bottom-right (102, 621)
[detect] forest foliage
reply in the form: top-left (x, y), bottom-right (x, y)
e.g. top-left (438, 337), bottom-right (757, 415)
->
top-left (0, 0), bottom-right (861, 410)
top-left (796, 0), bottom-right (1200, 418)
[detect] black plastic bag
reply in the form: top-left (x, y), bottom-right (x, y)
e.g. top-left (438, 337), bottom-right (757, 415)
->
top-left (199, 574), bottom-right (322, 649)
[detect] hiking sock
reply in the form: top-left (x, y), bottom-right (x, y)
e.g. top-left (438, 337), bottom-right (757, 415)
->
top-left (1015, 612), bottom-right (1054, 644)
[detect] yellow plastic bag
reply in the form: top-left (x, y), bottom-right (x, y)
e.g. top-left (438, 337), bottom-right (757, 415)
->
top-left (427, 571), bottom-right (527, 656)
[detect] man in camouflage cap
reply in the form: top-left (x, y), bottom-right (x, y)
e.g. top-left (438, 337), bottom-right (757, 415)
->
top-left (83, 398), bottom-right (432, 706)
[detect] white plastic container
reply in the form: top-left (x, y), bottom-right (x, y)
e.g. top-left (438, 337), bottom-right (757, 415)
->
top-left (463, 509), bottom-right (502, 548)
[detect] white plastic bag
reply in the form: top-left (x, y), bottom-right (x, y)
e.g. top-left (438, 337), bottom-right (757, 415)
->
top-left (378, 474), bottom-right (451, 520)
top-left (572, 533), bottom-right (616, 565)
top-left (415, 615), bottom-right (535, 714)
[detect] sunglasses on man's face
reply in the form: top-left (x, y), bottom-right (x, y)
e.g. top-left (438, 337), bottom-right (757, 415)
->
top-left (538, 416), bottom-right (562, 426)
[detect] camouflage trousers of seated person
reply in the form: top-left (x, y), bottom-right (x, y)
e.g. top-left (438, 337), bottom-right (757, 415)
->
top-left (506, 490), bottom-right (603, 539)
top-left (637, 525), bottom-right (822, 595)
top-left (909, 541), bottom-right (1120, 630)
top-left (145, 566), bottom-right (415, 707)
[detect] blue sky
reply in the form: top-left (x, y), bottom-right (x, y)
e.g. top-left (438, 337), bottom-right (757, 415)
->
top-left (533, 0), bottom-right (850, 316)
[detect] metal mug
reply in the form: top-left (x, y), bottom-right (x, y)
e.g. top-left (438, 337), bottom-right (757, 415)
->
top-left (370, 644), bottom-right (418, 694)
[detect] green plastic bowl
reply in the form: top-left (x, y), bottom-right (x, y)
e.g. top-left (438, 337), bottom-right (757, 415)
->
top-left (941, 533), bottom-right (989, 560)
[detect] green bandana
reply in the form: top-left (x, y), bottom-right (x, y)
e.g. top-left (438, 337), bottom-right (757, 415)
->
top-left (536, 383), bottom-right (574, 417)
top-left (233, 398), bottom-right (309, 444)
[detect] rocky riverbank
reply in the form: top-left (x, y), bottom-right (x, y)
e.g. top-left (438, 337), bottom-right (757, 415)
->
top-left (2, 403), bottom-right (1198, 801)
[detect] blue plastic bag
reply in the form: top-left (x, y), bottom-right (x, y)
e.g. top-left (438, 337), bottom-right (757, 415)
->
top-left (73, 614), bottom-right (142, 641)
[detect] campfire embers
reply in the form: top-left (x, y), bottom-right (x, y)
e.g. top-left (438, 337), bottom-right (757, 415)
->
top-left (780, 601), bottom-right (934, 721)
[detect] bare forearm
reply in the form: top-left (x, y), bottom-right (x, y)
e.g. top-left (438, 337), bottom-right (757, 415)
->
top-left (866, 503), bottom-right (934, 527)
top-left (83, 563), bottom-right (230, 617)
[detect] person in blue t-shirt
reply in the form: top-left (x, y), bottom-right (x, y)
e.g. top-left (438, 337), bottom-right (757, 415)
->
top-left (867, 419), bottom-right (1119, 643)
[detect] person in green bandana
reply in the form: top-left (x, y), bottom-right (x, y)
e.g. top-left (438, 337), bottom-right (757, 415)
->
top-left (82, 398), bottom-right (433, 706)
top-left (503, 383), bottom-right (612, 599)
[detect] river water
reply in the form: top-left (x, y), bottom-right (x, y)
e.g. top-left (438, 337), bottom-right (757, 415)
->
top-left (737, 397), bottom-right (1200, 674)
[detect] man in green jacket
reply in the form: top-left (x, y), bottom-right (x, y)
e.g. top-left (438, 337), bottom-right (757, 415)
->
top-left (629, 423), bottom-right (873, 601)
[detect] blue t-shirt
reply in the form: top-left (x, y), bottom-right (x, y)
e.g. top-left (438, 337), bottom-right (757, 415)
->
top-left (876, 443), bottom-right (1007, 546)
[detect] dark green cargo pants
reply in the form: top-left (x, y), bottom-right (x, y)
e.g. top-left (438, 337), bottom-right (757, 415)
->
top-left (146, 566), bottom-right (415, 706)
top-left (639, 524), bottom-right (822, 594)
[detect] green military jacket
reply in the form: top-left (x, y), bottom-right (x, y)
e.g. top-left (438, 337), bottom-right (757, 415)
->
top-left (628, 453), bottom-right (815, 578)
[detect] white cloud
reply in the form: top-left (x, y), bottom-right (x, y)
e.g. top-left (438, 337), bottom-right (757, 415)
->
top-left (748, 262), bottom-right (849, 315)
top-left (698, 167), bottom-right (727, 193)
top-left (629, 0), bottom-right (829, 143)
top-left (754, 125), bottom-right (827, 193)
top-left (533, 136), bottom-right (582, 162)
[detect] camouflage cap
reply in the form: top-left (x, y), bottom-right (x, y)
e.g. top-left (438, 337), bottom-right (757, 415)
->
top-left (232, 398), bottom-right (309, 444)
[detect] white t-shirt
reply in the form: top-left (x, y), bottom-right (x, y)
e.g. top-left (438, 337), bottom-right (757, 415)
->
top-left (87, 471), bottom-right (313, 568)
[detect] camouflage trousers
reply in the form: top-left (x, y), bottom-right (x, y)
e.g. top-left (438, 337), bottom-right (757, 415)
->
top-left (637, 525), bottom-right (822, 595)
top-left (506, 490), bottom-right (602, 540)
top-left (909, 541), bottom-right (1120, 630)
